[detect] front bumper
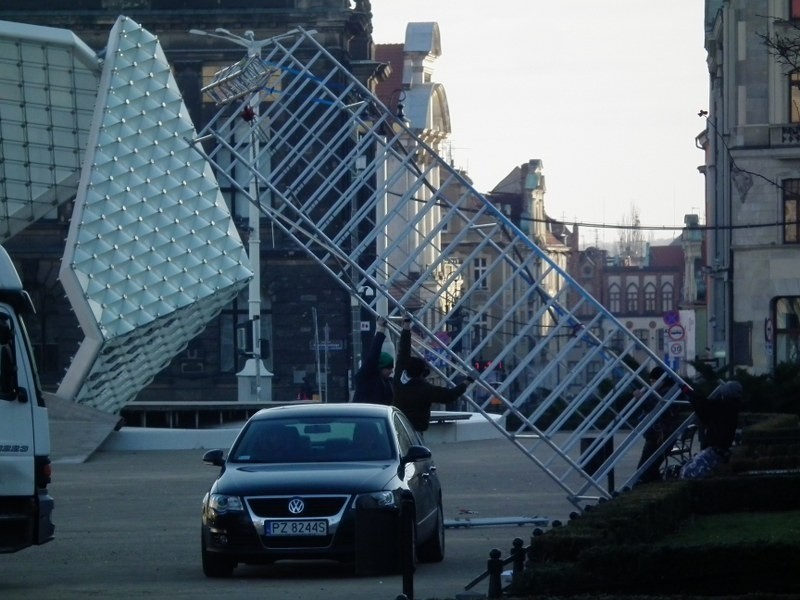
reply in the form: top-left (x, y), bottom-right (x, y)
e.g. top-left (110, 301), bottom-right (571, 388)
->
top-left (201, 493), bottom-right (402, 565)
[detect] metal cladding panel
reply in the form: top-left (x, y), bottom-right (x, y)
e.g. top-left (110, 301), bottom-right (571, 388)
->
top-left (0, 20), bottom-right (100, 241)
top-left (74, 295), bottom-right (239, 413)
top-left (58, 16), bottom-right (252, 412)
top-left (0, 245), bottom-right (23, 291)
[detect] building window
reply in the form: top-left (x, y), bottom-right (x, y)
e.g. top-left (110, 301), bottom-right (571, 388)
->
top-left (608, 284), bottom-right (621, 313)
top-left (609, 330), bottom-right (624, 353)
top-left (644, 283), bottom-right (656, 312)
top-left (634, 328), bottom-right (649, 344)
top-left (660, 283), bottom-right (674, 312)
top-left (626, 283), bottom-right (639, 313)
top-left (774, 296), bottom-right (800, 365)
top-left (473, 257), bottom-right (488, 289)
top-left (471, 312), bottom-right (489, 348)
top-left (791, 71), bottom-right (800, 123)
top-left (783, 179), bottom-right (800, 243)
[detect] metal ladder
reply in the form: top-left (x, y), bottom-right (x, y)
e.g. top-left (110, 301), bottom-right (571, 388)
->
top-left (191, 29), bottom-right (693, 510)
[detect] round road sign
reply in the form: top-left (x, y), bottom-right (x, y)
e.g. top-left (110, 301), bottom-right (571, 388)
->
top-left (669, 341), bottom-right (685, 357)
top-left (666, 323), bottom-right (685, 341)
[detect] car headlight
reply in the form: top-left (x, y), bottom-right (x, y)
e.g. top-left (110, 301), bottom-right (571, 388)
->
top-left (356, 490), bottom-right (398, 509)
top-left (207, 493), bottom-right (244, 514)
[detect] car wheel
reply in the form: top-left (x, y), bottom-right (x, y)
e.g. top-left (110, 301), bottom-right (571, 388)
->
top-left (416, 502), bottom-right (445, 563)
top-left (201, 533), bottom-right (235, 578)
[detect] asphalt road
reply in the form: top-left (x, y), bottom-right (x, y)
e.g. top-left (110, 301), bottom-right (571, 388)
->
top-left (0, 438), bottom-right (613, 600)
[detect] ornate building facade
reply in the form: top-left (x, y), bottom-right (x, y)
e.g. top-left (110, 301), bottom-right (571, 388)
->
top-left (702, 0), bottom-right (800, 374)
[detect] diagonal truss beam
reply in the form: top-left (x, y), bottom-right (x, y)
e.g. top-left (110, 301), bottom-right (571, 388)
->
top-left (191, 28), bottom-right (693, 510)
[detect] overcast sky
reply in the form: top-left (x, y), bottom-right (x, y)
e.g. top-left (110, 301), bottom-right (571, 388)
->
top-left (370, 0), bottom-right (709, 246)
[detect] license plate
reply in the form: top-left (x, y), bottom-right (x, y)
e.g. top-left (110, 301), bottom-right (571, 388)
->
top-left (265, 520), bottom-right (328, 536)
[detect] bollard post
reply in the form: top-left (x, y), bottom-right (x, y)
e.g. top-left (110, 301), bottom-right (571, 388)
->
top-left (527, 527), bottom-right (543, 570)
top-left (510, 537), bottom-right (525, 578)
top-left (486, 548), bottom-right (503, 599)
top-left (399, 490), bottom-right (415, 600)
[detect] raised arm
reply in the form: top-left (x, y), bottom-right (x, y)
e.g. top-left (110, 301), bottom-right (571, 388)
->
top-left (359, 318), bottom-right (387, 373)
top-left (394, 317), bottom-right (412, 385)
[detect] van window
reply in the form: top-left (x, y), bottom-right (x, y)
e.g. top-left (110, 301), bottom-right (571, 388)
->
top-left (0, 319), bottom-right (16, 400)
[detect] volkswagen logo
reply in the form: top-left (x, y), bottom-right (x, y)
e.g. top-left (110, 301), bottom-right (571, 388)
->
top-left (287, 497), bottom-right (305, 515)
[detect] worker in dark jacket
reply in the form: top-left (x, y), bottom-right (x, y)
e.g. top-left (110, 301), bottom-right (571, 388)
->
top-left (635, 366), bottom-right (682, 483)
top-left (393, 316), bottom-right (473, 433)
top-left (680, 381), bottom-right (742, 479)
top-left (352, 317), bottom-right (394, 405)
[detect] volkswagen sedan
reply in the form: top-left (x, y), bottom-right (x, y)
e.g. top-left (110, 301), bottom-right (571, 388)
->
top-left (200, 403), bottom-right (445, 577)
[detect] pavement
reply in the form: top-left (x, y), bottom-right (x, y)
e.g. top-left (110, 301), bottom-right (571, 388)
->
top-left (4, 438), bottom-right (583, 600)
top-left (44, 392), bottom-right (123, 464)
top-left (32, 399), bottom-right (642, 599)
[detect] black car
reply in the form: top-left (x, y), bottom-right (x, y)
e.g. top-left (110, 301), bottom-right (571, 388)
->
top-left (200, 403), bottom-right (445, 577)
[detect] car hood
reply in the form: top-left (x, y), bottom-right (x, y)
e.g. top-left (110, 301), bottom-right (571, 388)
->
top-left (213, 461), bottom-right (398, 496)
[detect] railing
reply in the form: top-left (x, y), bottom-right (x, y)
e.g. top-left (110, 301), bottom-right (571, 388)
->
top-left (463, 526), bottom-right (557, 599)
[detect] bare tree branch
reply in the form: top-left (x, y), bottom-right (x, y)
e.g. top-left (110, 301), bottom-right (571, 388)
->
top-left (756, 15), bottom-right (800, 71)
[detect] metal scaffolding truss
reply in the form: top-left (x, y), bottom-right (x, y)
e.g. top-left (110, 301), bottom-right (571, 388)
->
top-left (193, 29), bottom-right (693, 510)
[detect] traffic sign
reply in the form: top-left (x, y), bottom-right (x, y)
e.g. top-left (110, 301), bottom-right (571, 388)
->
top-left (668, 341), bottom-right (684, 358)
top-left (666, 323), bottom-right (685, 341)
top-left (663, 310), bottom-right (680, 326)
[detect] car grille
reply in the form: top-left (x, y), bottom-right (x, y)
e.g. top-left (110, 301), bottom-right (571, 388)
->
top-left (246, 495), bottom-right (350, 518)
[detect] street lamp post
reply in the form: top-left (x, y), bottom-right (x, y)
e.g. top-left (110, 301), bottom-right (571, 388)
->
top-left (189, 27), bottom-right (295, 403)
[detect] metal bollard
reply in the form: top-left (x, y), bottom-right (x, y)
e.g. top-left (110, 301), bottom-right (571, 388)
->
top-left (486, 548), bottom-right (503, 599)
top-left (399, 490), bottom-right (415, 600)
top-left (527, 527), bottom-right (543, 569)
top-left (510, 537), bottom-right (525, 578)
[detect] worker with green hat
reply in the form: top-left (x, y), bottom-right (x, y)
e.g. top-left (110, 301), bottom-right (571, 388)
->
top-left (352, 317), bottom-right (394, 405)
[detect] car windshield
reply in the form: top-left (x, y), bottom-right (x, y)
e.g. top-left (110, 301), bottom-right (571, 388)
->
top-left (230, 416), bottom-right (395, 463)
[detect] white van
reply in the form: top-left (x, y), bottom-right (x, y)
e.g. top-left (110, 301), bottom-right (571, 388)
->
top-left (0, 245), bottom-right (54, 552)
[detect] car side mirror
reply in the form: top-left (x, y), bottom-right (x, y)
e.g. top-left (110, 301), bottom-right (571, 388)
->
top-left (398, 444), bottom-right (431, 478)
top-left (202, 449), bottom-right (225, 467)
